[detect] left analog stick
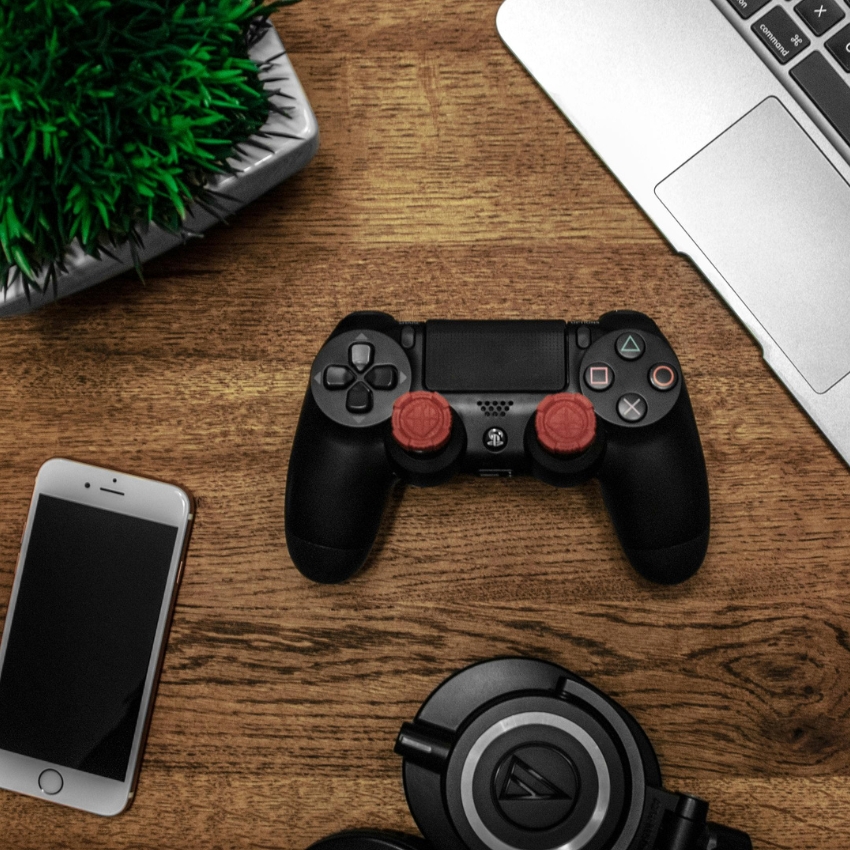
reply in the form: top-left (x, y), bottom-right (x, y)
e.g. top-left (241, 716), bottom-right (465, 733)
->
top-left (392, 392), bottom-right (453, 453)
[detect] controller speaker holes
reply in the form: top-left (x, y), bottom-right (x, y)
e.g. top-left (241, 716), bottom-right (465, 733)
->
top-left (477, 400), bottom-right (513, 417)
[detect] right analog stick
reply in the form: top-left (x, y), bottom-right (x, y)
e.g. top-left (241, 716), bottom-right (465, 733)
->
top-left (392, 392), bottom-right (453, 453)
top-left (535, 393), bottom-right (597, 455)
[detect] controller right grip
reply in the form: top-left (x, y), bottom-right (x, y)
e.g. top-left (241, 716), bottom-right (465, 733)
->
top-left (285, 391), bottom-right (396, 583)
top-left (597, 386), bottom-right (710, 584)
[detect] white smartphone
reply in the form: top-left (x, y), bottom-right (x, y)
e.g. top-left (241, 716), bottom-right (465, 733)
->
top-left (0, 458), bottom-right (194, 816)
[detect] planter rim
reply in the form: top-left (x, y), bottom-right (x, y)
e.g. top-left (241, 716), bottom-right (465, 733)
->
top-left (1, 20), bottom-right (319, 317)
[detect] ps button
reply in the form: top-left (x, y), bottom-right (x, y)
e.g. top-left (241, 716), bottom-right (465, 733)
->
top-left (349, 342), bottom-right (374, 372)
top-left (584, 362), bottom-right (614, 391)
top-left (346, 382), bottom-right (373, 414)
top-left (323, 365), bottom-right (355, 390)
top-left (617, 393), bottom-right (647, 422)
top-left (483, 427), bottom-right (508, 452)
top-left (615, 332), bottom-right (645, 361)
top-left (649, 363), bottom-right (678, 391)
top-left (365, 365), bottom-right (398, 390)
top-left (401, 325), bottom-right (416, 349)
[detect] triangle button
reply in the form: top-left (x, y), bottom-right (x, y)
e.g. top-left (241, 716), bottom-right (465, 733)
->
top-left (616, 332), bottom-right (645, 360)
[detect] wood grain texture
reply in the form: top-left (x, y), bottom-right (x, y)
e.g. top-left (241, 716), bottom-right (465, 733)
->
top-left (0, 0), bottom-right (848, 847)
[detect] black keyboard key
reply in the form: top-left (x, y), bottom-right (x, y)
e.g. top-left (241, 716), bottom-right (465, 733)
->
top-left (791, 51), bottom-right (850, 146)
top-left (795, 0), bottom-right (845, 36)
top-left (726, 0), bottom-right (771, 19)
top-left (753, 7), bottom-right (811, 64)
top-left (826, 22), bottom-right (850, 70)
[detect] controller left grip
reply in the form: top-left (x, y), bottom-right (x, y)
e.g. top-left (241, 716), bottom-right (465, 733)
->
top-left (285, 391), bottom-right (396, 583)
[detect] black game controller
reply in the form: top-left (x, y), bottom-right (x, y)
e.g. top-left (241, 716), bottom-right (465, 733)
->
top-left (286, 311), bottom-right (709, 585)
top-left (307, 658), bottom-right (752, 850)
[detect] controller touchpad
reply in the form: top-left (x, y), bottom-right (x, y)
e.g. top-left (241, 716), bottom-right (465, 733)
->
top-left (425, 320), bottom-right (566, 392)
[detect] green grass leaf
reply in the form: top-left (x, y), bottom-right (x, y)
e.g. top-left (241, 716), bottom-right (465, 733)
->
top-left (0, 0), bottom-right (296, 286)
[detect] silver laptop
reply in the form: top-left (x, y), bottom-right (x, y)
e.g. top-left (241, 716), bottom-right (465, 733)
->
top-left (497, 0), bottom-right (850, 465)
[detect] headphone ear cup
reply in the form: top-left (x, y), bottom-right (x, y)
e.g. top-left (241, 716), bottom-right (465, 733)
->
top-left (396, 658), bottom-right (655, 850)
top-left (307, 831), bottom-right (429, 850)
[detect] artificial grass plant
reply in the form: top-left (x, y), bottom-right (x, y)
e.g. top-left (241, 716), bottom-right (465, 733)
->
top-left (0, 0), bottom-right (298, 296)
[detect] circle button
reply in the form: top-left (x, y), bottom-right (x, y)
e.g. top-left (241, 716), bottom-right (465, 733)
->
top-left (392, 392), bottom-right (452, 452)
top-left (536, 393), bottom-right (596, 455)
top-left (649, 363), bottom-right (678, 392)
top-left (38, 769), bottom-right (63, 795)
top-left (615, 333), bottom-right (645, 361)
top-left (617, 394), bottom-right (647, 423)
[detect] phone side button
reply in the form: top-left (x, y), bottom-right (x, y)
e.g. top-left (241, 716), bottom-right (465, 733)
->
top-left (38, 769), bottom-right (63, 795)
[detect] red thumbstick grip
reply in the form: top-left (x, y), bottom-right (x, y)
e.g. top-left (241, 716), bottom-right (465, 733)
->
top-left (535, 393), bottom-right (596, 455)
top-left (392, 392), bottom-right (453, 453)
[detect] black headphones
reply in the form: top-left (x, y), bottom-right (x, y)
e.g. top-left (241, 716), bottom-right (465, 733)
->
top-left (307, 658), bottom-right (752, 850)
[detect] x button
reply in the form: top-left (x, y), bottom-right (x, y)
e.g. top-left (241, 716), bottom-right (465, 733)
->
top-left (617, 393), bottom-right (647, 423)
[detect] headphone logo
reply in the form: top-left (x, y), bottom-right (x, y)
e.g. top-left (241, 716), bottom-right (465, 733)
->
top-left (492, 745), bottom-right (579, 830)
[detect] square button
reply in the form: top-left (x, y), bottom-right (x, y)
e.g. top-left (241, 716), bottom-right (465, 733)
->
top-left (584, 363), bottom-right (614, 391)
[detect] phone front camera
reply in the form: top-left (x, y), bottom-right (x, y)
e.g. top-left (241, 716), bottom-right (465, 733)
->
top-left (85, 483), bottom-right (90, 489)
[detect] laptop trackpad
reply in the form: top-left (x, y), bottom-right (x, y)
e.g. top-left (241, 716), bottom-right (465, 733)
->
top-left (656, 97), bottom-right (850, 394)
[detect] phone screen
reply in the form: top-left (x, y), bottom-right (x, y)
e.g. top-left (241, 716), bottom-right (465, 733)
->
top-left (0, 494), bottom-right (178, 782)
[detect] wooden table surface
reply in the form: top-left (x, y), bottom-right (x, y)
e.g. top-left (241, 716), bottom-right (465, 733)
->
top-left (1, 1), bottom-right (849, 847)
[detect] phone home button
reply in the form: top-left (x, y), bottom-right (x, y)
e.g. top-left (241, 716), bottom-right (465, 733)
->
top-left (38, 769), bottom-right (63, 795)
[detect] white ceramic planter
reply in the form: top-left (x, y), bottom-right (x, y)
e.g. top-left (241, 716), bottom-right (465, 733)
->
top-left (0, 21), bottom-right (318, 317)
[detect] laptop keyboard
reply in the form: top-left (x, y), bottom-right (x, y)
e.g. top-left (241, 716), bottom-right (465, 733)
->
top-left (724, 0), bottom-right (850, 150)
